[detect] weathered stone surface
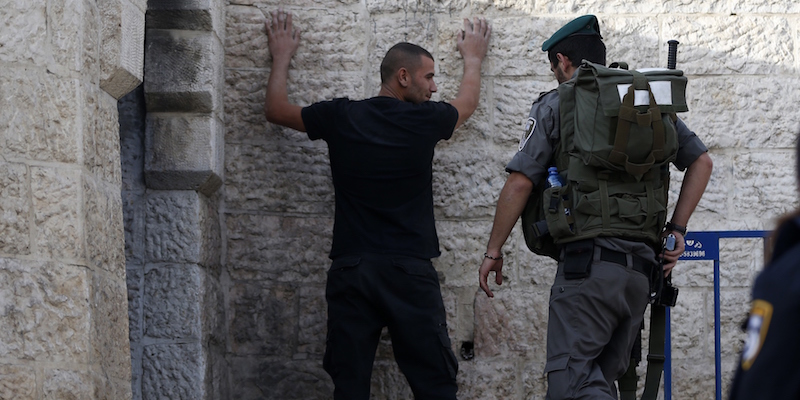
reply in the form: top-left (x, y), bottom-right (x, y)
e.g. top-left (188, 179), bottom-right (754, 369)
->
top-left (225, 214), bottom-right (332, 282)
top-left (0, 162), bottom-right (30, 255)
top-left (223, 69), bottom-right (366, 143)
top-left (144, 29), bottom-right (222, 113)
top-left (148, 0), bottom-right (224, 31)
top-left (141, 342), bottom-right (205, 399)
top-left (0, 364), bottom-right (35, 400)
top-left (0, 258), bottom-right (90, 361)
top-left (0, 2), bottom-right (47, 65)
top-left (93, 271), bottom-right (133, 382)
top-left (733, 151), bottom-right (797, 221)
top-left (0, 71), bottom-right (81, 164)
top-left (224, 141), bottom-right (333, 213)
top-left (42, 369), bottom-right (93, 400)
top-left (433, 144), bottom-right (510, 220)
top-left (119, 85), bottom-right (147, 193)
top-left (493, 78), bottom-right (560, 149)
top-left (145, 191), bottom-right (212, 264)
top-left (228, 357), bottom-right (333, 400)
top-left (47, 0), bottom-right (82, 73)
top-left (98, 0), bottom-right (145, 99)
top-left (85, 89), bottom-right (124, 184)
top-left (228, 282), bottom-right (298, 356)
top-left (84, 176), bottom-right (126, 278)
top-left (297, 285), bottom-right (327, 358)
top-left (456, 359), bottom-right (519, 400)
top-left (143, 264), bottom-right (204, 339)
top-left (31, 166), bottom-right (83, 260)
top-left (127, 265), bottom-right (144, 343)
top-left (473, 289), bottom-right (549, 360)
top-left (664, 15), bottom-right (793, 76)
top-left (685, 76), bottom-right (800, 149)
top-left (144, 113), bottom-right (223, 194)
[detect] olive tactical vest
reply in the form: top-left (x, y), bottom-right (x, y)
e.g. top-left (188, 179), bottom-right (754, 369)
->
top-left (523, 61), bottom-right (687, 259)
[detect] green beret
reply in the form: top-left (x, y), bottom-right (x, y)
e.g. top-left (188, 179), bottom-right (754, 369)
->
top-left (542, 15), bottom-right (602, 52)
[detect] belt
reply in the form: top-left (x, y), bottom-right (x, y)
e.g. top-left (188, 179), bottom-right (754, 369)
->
top-left (598, 247), bottom-right (656, 278)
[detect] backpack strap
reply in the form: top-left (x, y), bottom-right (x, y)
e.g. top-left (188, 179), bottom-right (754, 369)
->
top-left (618, 304), bottom-right (668, 400)
top-left (608, 71), bottom-right (666, 177)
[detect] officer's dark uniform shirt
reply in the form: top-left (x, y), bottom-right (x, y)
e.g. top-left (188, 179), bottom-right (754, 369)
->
top-left (507, 87), bottom-right (708, 254)
top-left (301, 97), bottom-right (458, 260)
top-left (729, 215), bottom-right (800, 400)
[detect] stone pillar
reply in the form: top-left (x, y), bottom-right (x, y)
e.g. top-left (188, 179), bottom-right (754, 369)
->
top-left (0, 0), bottom-right (143, 398)
top-left (126, 0), bottom-right (228, 398)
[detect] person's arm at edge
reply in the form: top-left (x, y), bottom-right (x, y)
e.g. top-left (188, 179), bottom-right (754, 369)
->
top-left (479, 172), bottom-right (533, 297)
top-left (263, 10), bottom-right (306, 132)
top-left (449, 17), bottom-right (491, 131)
top-left (662, 151), bottom-right (713, 275)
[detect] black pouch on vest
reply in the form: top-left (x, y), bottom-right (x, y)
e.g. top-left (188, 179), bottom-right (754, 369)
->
top-left (563, 239), bottom-right (593, 280)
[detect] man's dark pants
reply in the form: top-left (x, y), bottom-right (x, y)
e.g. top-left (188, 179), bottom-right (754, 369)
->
top-left (323, 253), bottom-right (458, 400)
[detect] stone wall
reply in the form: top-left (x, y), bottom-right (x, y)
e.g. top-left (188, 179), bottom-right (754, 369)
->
top-left (224, 1), bottom-right (800, 399)
top-left (0, 0), bottom-right (143, 398)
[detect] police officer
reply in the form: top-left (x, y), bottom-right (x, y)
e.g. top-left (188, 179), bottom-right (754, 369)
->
top-left (478, 15), bottom-right (713, 399)
top-left (728, 137), bottom-right (800, 399)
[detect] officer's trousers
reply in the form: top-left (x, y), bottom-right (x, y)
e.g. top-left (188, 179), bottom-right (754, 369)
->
top-left (323, 253), bottom-right (458, 400)
top-left (544, 246), bottom-right (651, 400)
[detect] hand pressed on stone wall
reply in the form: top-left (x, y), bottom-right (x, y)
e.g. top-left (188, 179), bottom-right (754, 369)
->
top-left (263, 9), bottom-right (305, 132)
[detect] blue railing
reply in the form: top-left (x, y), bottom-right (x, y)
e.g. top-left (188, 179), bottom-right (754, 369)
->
top-left (664, 230), bottom-right (771, 400)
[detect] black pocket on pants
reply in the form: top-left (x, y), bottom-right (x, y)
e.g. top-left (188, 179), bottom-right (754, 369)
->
top-left (563, 240), bottom-right (593, 280)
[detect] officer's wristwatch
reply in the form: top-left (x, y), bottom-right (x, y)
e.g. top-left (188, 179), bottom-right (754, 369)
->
top-left (664, 221), bottom-right (687, 236)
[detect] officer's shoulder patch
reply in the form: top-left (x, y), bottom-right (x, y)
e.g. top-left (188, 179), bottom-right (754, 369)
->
top-left (741, 299), bottom-right (774, 371)
top-left (519, 117), bottom-right (536, 151)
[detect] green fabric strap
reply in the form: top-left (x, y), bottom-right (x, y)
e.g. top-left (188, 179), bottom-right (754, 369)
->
top-left (642, 304), bottom-right (667, 400)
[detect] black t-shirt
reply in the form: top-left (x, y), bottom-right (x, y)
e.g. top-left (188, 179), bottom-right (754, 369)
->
top-left (729, 216), bottom-right (800, 400)
top-left (301, 97), bottom-right (458, 259)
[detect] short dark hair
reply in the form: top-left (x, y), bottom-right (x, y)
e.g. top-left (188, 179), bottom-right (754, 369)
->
top-left (380, 42), bottom-right (434, 84)
top-left (547, 35), bottom-right (606, 68)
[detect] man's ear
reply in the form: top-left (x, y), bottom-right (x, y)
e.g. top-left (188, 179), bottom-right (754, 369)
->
top-left (556, 53), bottom-right (572, 71)
top-left (397, 67), bottom-right (410, 88)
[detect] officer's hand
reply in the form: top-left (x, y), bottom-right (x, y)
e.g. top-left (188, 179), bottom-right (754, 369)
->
top-left (661, 231), bottom-right (685, 277)
top-left (479, 257), bottom-right (503, 298)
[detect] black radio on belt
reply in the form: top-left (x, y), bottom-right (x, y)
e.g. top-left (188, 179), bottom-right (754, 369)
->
top-left (657, 233), bottom-right (679, 307)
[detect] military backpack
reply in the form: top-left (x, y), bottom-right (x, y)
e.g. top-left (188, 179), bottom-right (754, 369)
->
top-left (522, 60), bottom-right (688, 258)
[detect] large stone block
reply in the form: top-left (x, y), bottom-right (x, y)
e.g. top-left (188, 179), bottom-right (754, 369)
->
top-left (147, 0), bottom-right (224, 32)
top-left (223, 69), bottom-right (366, 143)
top-left (47, 0), bottom-right (83, 74)
top-left (93, 271), bottom-right (134, 383)
top-left (223, 141), bottom-right (333, 213)
top-left (119, 85), bottom-right (147, 193)
top-left (0, 162), bottom-right (30, 255)
top-left (228, 357), bottom-right (332, 400)
top-left (0, 364), bottom-right (35, 400)
top-left (31, 166), bottom-right (83, 260)
top-left (297, 285), bottom-right (327, 358)
top-left (473, 288), bottom-right (549, 360)
top-left (141, 342), bottom-right (206, 399)
top-left (127, 264), bottom-right (144, 343)
top-left (685, 76), bottom-right (800, 149)
top-left (143, 264), bottom-right (204, 340)
top-left (228, 282), bottom-right (298, 356)
top-left (0, 71), bottom-right (81, 164)
top-left (84, 88), bottom-right (124, 185)
top-left (42, 369), bottom-right (93, 400)
top-left (144, 29), bottom-right (223, 113)
top-left (0, 258), bottom-right (90, 362)
top-left (84, 175), bottom-right (126, 278)
top-left (0, 2), bottom-right (47, 65)
top-left (145, 191), bottom-right (215, 264)
top-left (99, 0), bottom-right (145, 99)
top-left (144, 113), bottom-right (223, 194)
top-left (225, 214), bottom-right (332, 282)
top-left (663, 15), bottom-right (793, 76)
top-left (732, 151), bottom-right (797, 222)
top-left (455, 359), bottom-right (519, 400)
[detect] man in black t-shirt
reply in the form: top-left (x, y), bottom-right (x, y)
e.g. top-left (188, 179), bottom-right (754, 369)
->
top-left (263, 9), bottom-right (491, 399)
